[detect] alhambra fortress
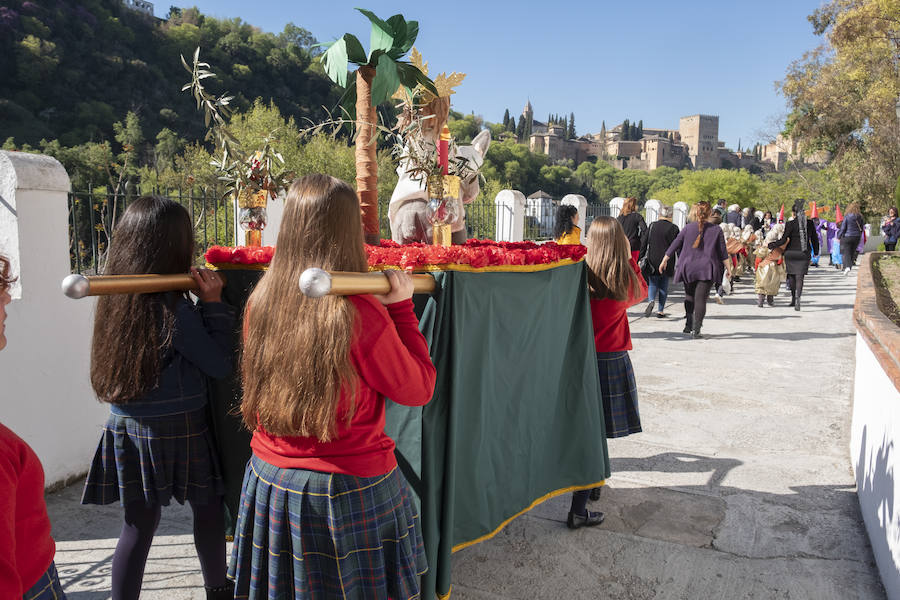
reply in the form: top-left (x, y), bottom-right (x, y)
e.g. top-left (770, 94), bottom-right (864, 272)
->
top-left (521, 101), bottom-right (830, 172)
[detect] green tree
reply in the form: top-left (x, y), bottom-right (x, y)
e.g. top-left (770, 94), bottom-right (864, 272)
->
top-left (502, 108), bottom-right (510, 129)
top-left (621, 119), bottom-right (630, 141)
top-left (567, 112), bottom-right (575, 139)
top-left (779, 0), bottom-right (900, 215)
top-left (516, 115), bottom-right (526, 141)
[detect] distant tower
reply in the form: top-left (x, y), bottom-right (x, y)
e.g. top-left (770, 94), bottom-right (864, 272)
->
top-left (523, 100), bottom-right (534, 138)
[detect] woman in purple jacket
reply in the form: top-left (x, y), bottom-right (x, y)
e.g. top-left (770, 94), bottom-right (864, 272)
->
top-left (659, 201), bottom-right (729, 339)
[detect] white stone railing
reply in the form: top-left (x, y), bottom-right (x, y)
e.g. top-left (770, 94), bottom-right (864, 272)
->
top-left (0, 151), bottom-right (107, 488)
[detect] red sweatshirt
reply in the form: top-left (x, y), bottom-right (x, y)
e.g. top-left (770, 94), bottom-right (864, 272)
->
top-left (0, 423), bottom-right (55, 598)
top-left (589, 257), bottom-right (648, 352)
top-left (252, 296), bottom-right (437, 477)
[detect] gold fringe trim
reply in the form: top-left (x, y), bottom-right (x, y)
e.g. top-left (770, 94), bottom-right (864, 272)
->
top-left (451, 479), bottom-right (607, 554)
top-left (206, 262), bottom-right (269, 271)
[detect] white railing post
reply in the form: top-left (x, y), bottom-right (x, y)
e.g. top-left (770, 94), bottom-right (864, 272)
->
top-left (644, 199), bottom-right (661, 225)
top-left (495, 189), bottom-right (525, 242)
top-left (609, 197), bottom-right (624, 218)
top-left (673, 201), bottom-right (689, 229)
top-left (561, 194), bottom-right (588, 244)
top-left (0, 151), bottom-right (108, 487)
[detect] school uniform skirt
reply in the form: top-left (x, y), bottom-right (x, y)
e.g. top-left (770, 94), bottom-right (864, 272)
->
top-left (23, 562), bottom-right (66, 600)
top-left (81, 407), bottom-right (224, 506)
top-left (229, 455), bottom-right (427, 600)
top-left (598, 351), bottom-right (642, 438)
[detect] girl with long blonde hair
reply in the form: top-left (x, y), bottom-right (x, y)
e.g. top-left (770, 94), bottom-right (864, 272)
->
top-left (231, 174), bottom-right (436, 599)
top-left (659, 201), bottom-right (729, 338)
top-left (566, 216), bottom-right (647, 530)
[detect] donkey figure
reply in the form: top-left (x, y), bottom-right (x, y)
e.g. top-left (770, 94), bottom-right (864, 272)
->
top-left (388, 129), bottom-right (491, 245)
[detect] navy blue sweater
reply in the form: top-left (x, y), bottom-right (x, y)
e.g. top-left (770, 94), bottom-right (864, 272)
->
top-left (110, 298), bottom-right (235, 418)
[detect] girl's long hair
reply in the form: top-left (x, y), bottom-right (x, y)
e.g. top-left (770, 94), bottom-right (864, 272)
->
top-left (90, 196), bottom-right (194, 403)
top-left (553, 204), bottom-right (578, 239)
top-left (620, 197), bottom-right (637, 216)
top-left (692, 201), bottom-right (712, 248)
top-left (241, 174), bottom-right (367, 440)
top-left (585, 216), bottom-right (641, 302)
top-left (847, 202), bottom-right (861, 216)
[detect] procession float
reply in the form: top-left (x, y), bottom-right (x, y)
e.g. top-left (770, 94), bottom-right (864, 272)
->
top-left (62, 10), bottom-right (611, 598)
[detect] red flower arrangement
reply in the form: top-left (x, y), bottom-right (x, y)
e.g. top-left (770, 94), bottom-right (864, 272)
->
top-left (205, 240), bottom-right (585, 270)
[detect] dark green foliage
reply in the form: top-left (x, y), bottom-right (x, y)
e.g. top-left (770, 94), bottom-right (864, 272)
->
top-left (637, 119), bottom-right (643, 139)
top-left (567, 112), bottom-right (575, 139)
top-left (622, 119), bottom-right (630, 141)
top-left (0, 0), bottom-right (337, 147)
top-left (502, 108), bottom-right (510, 129)
top-left (516, 115), bottom-right (525, 141)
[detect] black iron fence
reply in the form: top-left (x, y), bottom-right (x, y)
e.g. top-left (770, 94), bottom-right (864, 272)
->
top-left (68, 186), bottom-right (234, 274)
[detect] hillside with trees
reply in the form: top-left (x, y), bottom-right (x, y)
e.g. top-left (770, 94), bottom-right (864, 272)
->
top-left (0, 1), bottom-right (336, 147)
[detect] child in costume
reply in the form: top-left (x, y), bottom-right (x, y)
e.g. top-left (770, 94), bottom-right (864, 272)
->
top-left (567, 216), bottom-right (647, 530)
top-left (81, 197), bottom-right (234, 599)
top-left (754, 224), bottom-right (787, 307)
top-left (231, 174), bottom-right (436, 598)
top-left (0, 255), bottom-right (69, 599)
top-left (554, 203), bottom-right (582, 245)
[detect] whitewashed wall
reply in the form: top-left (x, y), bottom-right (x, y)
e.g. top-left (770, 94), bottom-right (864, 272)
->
top-left (0, 151), bottom-right (106, 488)
top-left (852, 330), bottom-right (900, 598)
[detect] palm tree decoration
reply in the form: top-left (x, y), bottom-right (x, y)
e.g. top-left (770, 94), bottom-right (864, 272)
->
top-left (319, 8), bottom-right (437, 243)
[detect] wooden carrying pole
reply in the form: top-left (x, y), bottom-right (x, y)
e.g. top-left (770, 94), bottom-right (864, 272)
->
top-left (299, 269), bottom-right (436, 298)
top-left (61, 273), bottom-right (224, 299)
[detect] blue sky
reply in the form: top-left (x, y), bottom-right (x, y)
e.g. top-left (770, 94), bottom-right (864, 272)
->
top-left (168, 1), bottom-right (825, 150)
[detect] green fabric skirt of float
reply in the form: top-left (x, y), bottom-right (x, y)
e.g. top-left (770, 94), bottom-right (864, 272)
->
top-left (207, 262), bottom-right (610, 598)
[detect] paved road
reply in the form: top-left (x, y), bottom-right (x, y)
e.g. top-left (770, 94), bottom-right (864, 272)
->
top-left (47, 265), bottom-right (883, 599)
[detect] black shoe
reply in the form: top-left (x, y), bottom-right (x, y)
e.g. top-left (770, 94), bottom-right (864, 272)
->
top-left (794, 300), bottom-right (801, 311)
top-left (766, 297), bottom-right (775, 306)
top-left (206, 581), bottom-right (235, 600)
top-left (683, 324), bottom-right (692, 334)
top-left (644, 301), bottom-right (654, 317)
top-left (589, 487), bottom-right (602, 501)
top-left (656, 312), bottom-right (666, 318)
top-left (567, 510), bottom-right (605, 529)
top-left (692, 331), bottom-right (703, 339)
top-left (788, 299), bottom-right (795, 307)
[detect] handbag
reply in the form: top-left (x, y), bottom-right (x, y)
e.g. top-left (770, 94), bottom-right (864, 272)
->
top-left (638, 227), bottom-right (651, 270)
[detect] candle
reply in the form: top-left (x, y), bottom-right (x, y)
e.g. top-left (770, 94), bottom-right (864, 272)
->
top-left (439, 125), bottom-right (450, 175)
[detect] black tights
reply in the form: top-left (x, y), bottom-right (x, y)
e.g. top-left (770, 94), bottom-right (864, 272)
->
top-left (787, 274), bottom-right (805, 301)
top-left (570, 489), bottom-right (590, 516)
top-left (112, 498), bottom-right (226, 600)
top-left (683, 280), bottom-right (713, 331)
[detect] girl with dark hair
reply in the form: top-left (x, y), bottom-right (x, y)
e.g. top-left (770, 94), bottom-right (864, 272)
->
top-left (554, 203), bottom-right (581, 244)
top-left (617, 197), bottom-right (648, 262)
top-left (768, 199), bottom-right (820, 310)
top-left (0, 256), bottom-right (70, 599)
top-left (566, 216), bottom-right (647, 530)
top-left (80, 197), bottom-right (235, 599)
top-left (660, 201), bottom-right (729, 338)
top-left (231, 174), bottom-right (436, 598)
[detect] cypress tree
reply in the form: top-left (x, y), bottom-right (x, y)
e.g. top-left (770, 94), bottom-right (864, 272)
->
top-left (637, 119), bottom-right (643, 139)
top-left (622, 119), bottom-right (630, 141)
top-left (516, 115), bottom-right (526, 141)
top-left (568, 112), bottom-right (575, 139)
top-left (503, 108), bottom-right (510, 129)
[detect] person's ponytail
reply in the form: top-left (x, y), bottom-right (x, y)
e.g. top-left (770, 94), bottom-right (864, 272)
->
top-left (693, 201), bottom-right (712, 248)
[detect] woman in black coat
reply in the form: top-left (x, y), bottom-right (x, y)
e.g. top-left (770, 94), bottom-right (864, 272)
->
top-left (639, 205), bottom-right (679, 318)
top-left (617, 196), bottom-right (648, 262)
top-left (768, 199), bottom-right (820, 311)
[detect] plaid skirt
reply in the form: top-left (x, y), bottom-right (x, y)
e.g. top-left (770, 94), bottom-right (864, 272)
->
top-left (598, 351), bottom-right (642, 438)
top-left (81, 407), bottom-right (224, 506)
top-left (23, 561), bottom-right (66, 600)
top-left (229, 455), bottom-right (427, 600)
